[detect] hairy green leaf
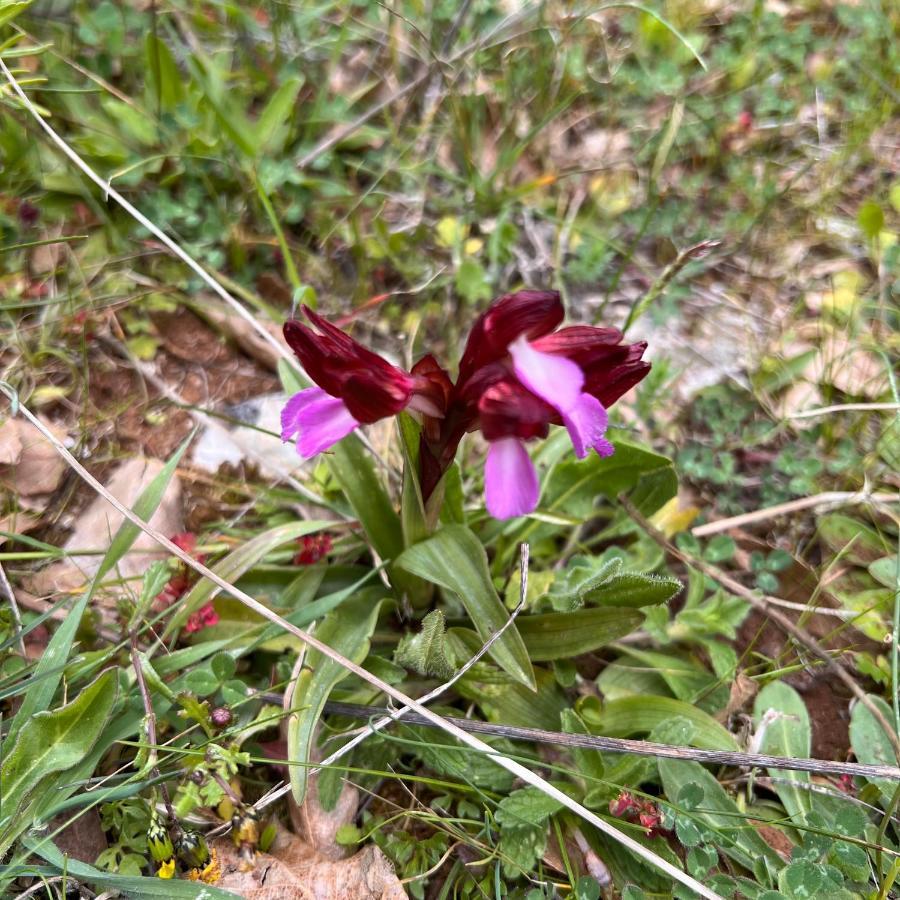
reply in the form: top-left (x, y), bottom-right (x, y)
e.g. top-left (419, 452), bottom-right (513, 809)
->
top-left (396, 525), bottom-right (535, 689)
top-left (395, 610), bottom-right (456, 680)
top-left (516, 607), bottom-right (644, 661)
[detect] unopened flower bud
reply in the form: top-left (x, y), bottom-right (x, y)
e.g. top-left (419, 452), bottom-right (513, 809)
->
top-left (211, 706), bottom-right (232, 728)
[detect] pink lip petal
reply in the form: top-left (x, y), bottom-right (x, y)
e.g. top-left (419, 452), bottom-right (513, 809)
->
top-left (484, 437), bottom-right (540, 520)
top-left (281, 387), bottom-right (327, 441)
top-left (562, 392), bottom-right (609, 459)
top-left (509, 334), bottom-right (584, 412)
top-left (295, 393), bottom-right (360, 457)
top-left (282, 388), bottom-right (360, 457)
top-left (593, 436), bottom-right (615, 458)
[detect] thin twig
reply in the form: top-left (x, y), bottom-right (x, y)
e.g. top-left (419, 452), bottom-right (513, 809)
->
top-left (621, 494), bottom-right (900, 763)
top-left (254, 544), bottom-right (533, 811)
top-left (7, 402), bottom-right (722, 899)
top-left (308, 701), bottom-right (900, 781)
top-left (692, 490), bottom-right (900, 537)
top-left (789, 402), bottom-right (900, 419)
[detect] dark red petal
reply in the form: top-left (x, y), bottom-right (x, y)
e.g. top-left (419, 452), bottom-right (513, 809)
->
top-left (411, 354), bottom-right (454, 417)
top-left (340, 370), bottom-right (414, 423)
top-left (283, 320), bottom-right (343, 395)
top-left (589, 359), bottom-right (652, 407)
top-left (283, 310), bottom-right (415, 421)
top-left (458, 290), bottom-right (564, 383)
top-left (531, 325), bottom-right (624, 365)
top-left (477, 378), bottom-right (553, 442)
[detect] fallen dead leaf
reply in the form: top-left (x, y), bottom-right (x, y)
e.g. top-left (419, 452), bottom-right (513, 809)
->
top-left (0, 416), bottom-right (68, 500)
top-left (0, 511), bottom-right (41, 546)
top-left (290, 775), bottom-right (359, 861)
top-left (210, 827), bottom-right (406, 900)
top-left (0, 417), bottom-right (23, 465)
top-left (28, 456), bottom-right (183, 596)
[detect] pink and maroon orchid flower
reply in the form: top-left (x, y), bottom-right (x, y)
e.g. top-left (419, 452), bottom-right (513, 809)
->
top-left (281, 291), bottom-right (650, 520)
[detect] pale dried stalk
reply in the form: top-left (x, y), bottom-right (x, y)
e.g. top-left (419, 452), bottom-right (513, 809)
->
top-left (318, 701), bottom-right (900, 781)
top-left (9, 402), bottom-right (723, 900)
top-left (692, 490), bottom-right (900, 537)
top-left (789, 402), bottom-right (900, 419)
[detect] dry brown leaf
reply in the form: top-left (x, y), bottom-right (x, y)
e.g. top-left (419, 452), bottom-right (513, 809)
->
top-left (0, 417), bottom-right (68, 499)
top-left (0, 511), bottom-right (41, 546)
top-left (28, 456), bottom-right (183, 596)
top-left (210, 828), bottom-right (406, 900)
top-left (0, 418), bottom-right (23, 465)
top-left (290, 776), bottom-right (359, 861)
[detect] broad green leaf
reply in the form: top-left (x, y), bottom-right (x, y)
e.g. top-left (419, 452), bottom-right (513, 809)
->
top-left (288, 590), bottom-right (384, 804)
top-left (255, 76), bottom-right (303, 154)
top-left (162, 519), bottom-right (333, 636)
top-left (9, 437), bottom-right (189, 743)
top-left (596, 660), bottom-right (669, 700)
top-left (22, 839), bottom-right (239, 898)
top-left (328, 436), bottom-right (402, 561)
top-left (457, 666), bottom-right (565, 730)
top-left (658, 758), bottom-right (780, 883)
top-left (618, 647), bottom-right (725, 713)
top-left (583, 571), bottom-right (682, 608)
top-left (0, 670), bottom-right (117, 853)
top-left (753, 682), bottom-right (812, 822)
top-left (870, 555), bottom-right (899, 588)
top-left (145, 33), bottom-right (183, 111)
top-left (849, 694), bottom-right (899, 807)
top-left (817, 513), bottom-right (887, 565)
top-left (582, 695), bottom-right (738, 750)
top-left (515, 607), bottom-right (643, 661)
top-left (395, 610), bottom-right (456, 679)
top-left (495, 786), bottom-right (563, 829)
top-left (396, 525), bottom-right (535, 689)
top-left (544, 437), bottom-right (677, 518)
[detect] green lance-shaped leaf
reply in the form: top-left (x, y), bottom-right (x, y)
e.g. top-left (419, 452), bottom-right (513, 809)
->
top-left (395, 609), bottom-right (456, 680)
top-left (144, 33), bottom-right (183, 112)
top-left (752, 681), bottom-right (813, 822)
top-left (0, 670), bottom-right (117, 853)
top-left (254, 76), bottom-right (304, 155)
top-left (9, 436), bottom-right (189, 744)
top-left (163, 519), bottom-right (334, 637)
top-left (849, 694), bottom-right (900, 808)
top-left (288, 590), bottom-right (384, 805)
top-left (515, 607), bottom-right (644, 661)
top-left (395, 525), bottom-right (535, 690)
top-left (582, 695), bottom-right (738, 751)
top-left (543, 437), bottom-right (677, 518)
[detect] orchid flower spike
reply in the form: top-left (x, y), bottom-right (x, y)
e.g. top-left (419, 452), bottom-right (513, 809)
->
top-left (280, 292), bottom-right (650, 521)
